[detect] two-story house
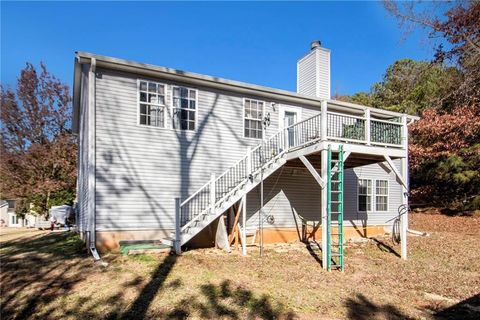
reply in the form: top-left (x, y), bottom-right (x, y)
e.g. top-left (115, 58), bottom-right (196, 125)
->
top-left (73, 41), bottom-right (417, 270)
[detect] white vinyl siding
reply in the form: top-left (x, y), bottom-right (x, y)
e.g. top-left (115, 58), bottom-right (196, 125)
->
top-left (138, 80), bottom-right (166, 128)
top-left (244, 98), bottom-right (264, 139)
top-left (172, 86), bottom-right (196, 131)
top-left (375, 180), bottom-right (389, 212)
top-left (358, 179), bottom-right (372, 212)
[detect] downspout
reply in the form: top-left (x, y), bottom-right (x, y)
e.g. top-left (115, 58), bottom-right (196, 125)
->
top-left (87, 57), bottom-right (104, 264)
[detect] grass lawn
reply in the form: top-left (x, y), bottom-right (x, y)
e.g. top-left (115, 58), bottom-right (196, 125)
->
top-left (1, 212), bottom-right (479, 319)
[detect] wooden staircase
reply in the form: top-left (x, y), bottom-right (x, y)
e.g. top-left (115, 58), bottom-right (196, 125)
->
top-left (162, 107), bottom-right (404, 252)
top-left (162, 113), bottom-right (324, 249)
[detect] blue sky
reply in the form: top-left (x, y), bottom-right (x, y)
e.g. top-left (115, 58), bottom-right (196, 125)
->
top-left (1, 1), bottom-right (435, 95)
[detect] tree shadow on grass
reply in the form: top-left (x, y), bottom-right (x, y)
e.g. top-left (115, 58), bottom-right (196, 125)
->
top-left (167, 279), bottom-right (297, 320)
top-left (370, 237), bottom-right (401, 258)
top-left (0, 231), bottom-right (90, 319)
top-left (120, 254), bottom-right (177, 319)
top-left (433, 293), bottom-right (480, 320)
top-left (345, 293), bottom-right (413, 320)
top-left (303, 240), bottom-right (324, 268)
top-left (1, 230), bottom-right (296, 320)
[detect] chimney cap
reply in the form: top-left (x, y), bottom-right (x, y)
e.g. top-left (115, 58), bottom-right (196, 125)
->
top-left (310, 40), bottom-right (322, 50)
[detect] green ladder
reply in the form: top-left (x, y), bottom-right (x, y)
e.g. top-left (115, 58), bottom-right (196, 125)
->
top-left (327, 145), bottom-right (345, 271)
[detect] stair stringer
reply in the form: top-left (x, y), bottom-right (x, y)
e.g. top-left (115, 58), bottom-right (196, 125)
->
top-left (163, 156), bottom-right (287, 247)
top-left (163, 139), bottom-right (327, 248)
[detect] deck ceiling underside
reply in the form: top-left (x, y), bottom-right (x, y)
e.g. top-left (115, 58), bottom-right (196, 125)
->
top-left (285, 152), bottom-right (399, 170)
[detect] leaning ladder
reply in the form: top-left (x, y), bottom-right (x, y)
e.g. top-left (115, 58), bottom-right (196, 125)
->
top-left (327, 145), bottom-right (345, 271)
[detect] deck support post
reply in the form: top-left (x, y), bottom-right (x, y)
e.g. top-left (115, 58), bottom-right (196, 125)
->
top-left (320, 100), bottom-right (328, 141)
top-left (242, 195), bottom-right (247, 256)
top-left (320, 148), bottom-right (328, 269)
top-left (174, 197), bottom-right (181, 255)
top-left (400, 115), bottom-right (409, 260)
top-left (320, 100), bottom-right (329, 269)
top-left (365, 108), bottom-right (371, 145)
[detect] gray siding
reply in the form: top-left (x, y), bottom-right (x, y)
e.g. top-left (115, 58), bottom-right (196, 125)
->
top-left (94, 69), bottom-right (319, 231)
top-left (345, 160), bottom-right (403, 226)
top-left (246, 168), bottom-right (321, 229)
top-left (90, 68), bottom-right (402, 233)
top-left (245, 160), bottom-right (403, 230)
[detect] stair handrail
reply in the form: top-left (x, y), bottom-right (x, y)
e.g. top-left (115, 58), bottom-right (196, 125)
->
top-left (180, 179), bottom-right (212, 207)
top-left (179, 112), bottom-right (324, 231)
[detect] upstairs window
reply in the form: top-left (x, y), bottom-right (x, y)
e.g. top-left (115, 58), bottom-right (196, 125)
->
top-left (358, 179), bottom-right (372, 212)
top-left (244, 99), bottom-right (264, 139)
top-left (375, 180), bottom-right (389, 211)
top-left (139, 80), bottom-right (166, 127)
top-left (172, 86), bottom-right (196, 131)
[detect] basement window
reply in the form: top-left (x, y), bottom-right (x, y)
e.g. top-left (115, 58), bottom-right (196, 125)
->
top-left (375, 180), bottom-right (389, 211)
top-left (244, 98), bottom-right (264, 139)
top-left (172, 86), bottom-right (197, 131)
top-left (357, 179), bottom-right (372, 212)
top-left (138, 80), bottom-right (166, 127)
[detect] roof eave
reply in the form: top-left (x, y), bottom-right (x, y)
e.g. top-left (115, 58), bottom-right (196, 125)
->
top-left (74, 51), bottom-right (419, 120)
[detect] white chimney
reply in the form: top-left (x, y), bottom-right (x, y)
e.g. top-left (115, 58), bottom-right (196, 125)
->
top-left (297, 40), bottom-right (331, 99)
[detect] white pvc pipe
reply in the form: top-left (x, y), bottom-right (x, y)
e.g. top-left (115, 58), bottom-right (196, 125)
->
top-left (407, 229), bottom-right (430, 237)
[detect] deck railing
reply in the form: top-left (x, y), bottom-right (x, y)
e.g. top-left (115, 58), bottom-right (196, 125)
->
top-left (370, 118), bottom-right (402, 146)
top-left (327, 112), bottom-right (366, 142)
top-left (180, 126), bottom-right (289, 228)
top-left (215, 156), bottom-right (249, 202)
top-left (285, 113), bottom-right (322, 149)
top-left (250, 129), bottom-right (285, 173)
top-left (179, 107), bottom-right (405, 230)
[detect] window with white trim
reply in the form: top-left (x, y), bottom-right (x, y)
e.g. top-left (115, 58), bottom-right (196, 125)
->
top-left (172, 86), bottom-right (196, 131)
top-left (358, 179), bottom-right (372, 212)
top-left (139, 80), bottom-right (166, 127)
top-left (244, 99), bottom-right (264, 139)
top-left (375, 180), bottom-right (389, 211)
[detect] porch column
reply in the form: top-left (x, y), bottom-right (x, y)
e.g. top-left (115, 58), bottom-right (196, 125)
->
top-left (242, 195), bottom-right (247, 256)
top-left (174, 197), bottom-right (181, 255)
top-left (320, 99), bottom-right (328, 269)
top-left (400, 115), bottom-right (408, 260)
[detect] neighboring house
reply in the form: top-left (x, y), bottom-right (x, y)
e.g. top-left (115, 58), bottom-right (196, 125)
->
top-left (73, 41), bottom-right (417, 267)
top-left (0, 200), bottom-right (8, 227)
top-left (0, 199), bottom-right (23, 227)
